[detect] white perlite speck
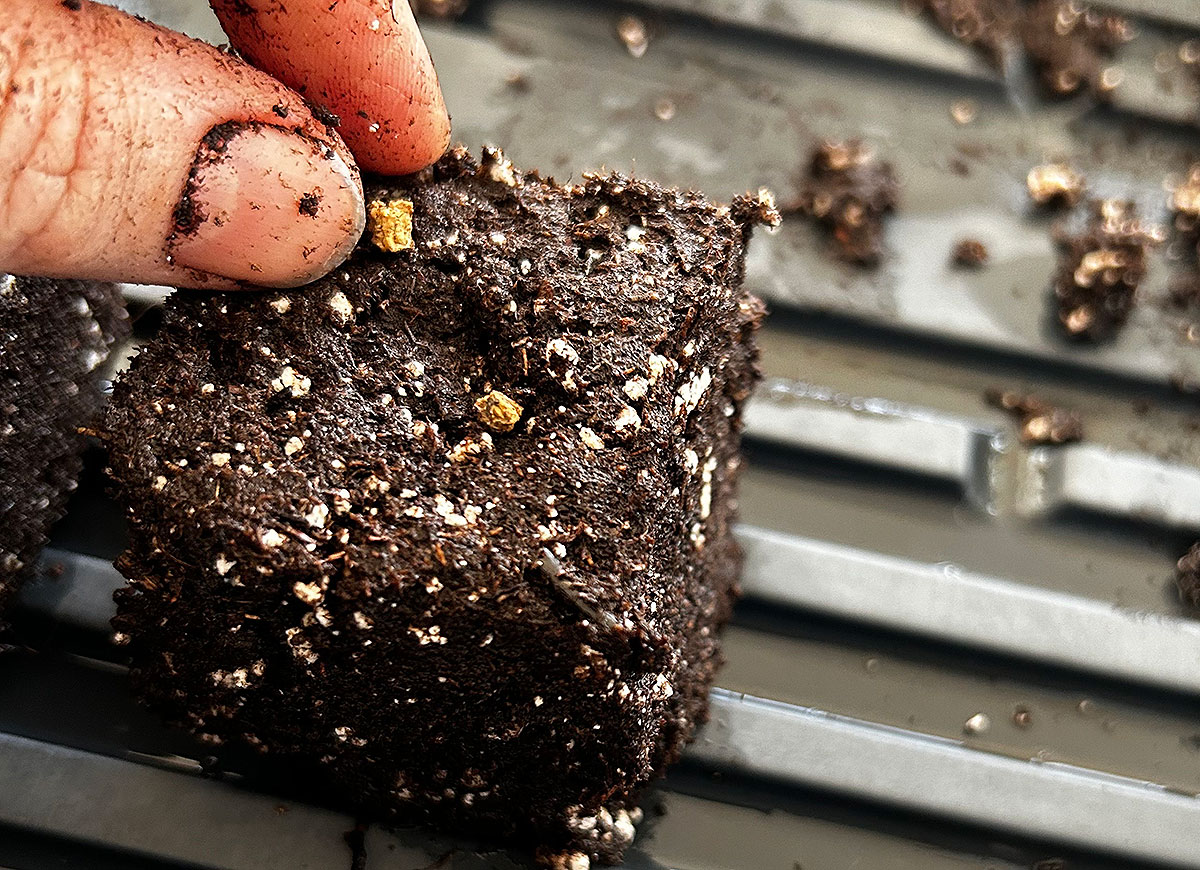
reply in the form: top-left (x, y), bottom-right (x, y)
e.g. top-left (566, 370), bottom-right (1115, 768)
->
top-left (215, 555), bottom-right (236, 576)
top-left (613, 808), bottom-right (637, 844)
top-left (612, 405), bottom-right (641, 431)
top-left (269, 297), bottom-right (291, 313)
top-left (293, 581), bottom-right (323, 605)
top-left (210, 452), bottom-right (231, 467)
top-left (622, 377), bottom-right (649, 401)
top-left (271, 366), bottom-right (311, 397)
top-left (211, 668), bottom-right (251, 689)
top-left (328, 291), bottom-right (354, 324)
top-left (304, 503), bottom-right (330, 528)
top-left (285, 627), bottom-right (318, 664)
top-left (579, 427), bottom-right (604, 450)
top-left (284, 436), bottom-right (305, 456)
top-left (676, 367), bottom-right (712, 415)
top-left (410, 625), bottom-right (448, 645)
top-left (260, 529), bottom-right (287, 548)
top-left (963, 712), bottom-right (990, 735)
top-left (699, 455), bottom-right (717, 520)
top-left (647, 354), bottom-right (672, 383)
top-left (546, 337), bottom-right (580, 365)
top-left (487, 155), bottom-right (518, 187)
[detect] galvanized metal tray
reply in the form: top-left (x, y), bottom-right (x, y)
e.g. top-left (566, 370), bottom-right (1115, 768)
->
top-left (4, 0), bottom-right (1200, 867)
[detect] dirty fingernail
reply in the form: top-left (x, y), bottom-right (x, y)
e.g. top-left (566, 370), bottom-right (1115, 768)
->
top-left (169, 123), bottom-right (365, 287)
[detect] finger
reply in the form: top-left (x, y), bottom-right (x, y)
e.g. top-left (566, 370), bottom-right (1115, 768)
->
top-left (0, 0), bottom-right (365, 289)
top-left (211, 0), bottom-right (451, 176)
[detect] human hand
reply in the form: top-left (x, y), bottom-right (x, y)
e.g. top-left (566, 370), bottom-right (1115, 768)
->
top-left (0, 0), bottom-right (450, 288)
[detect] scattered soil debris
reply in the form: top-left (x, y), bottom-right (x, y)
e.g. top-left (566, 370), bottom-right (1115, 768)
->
top-left (1182, 39), bottom-right (1200, 80)
top-left (1170, 272), bottom-right (1200, 308)
top-left (950, 98), bottom-right (978, 125)
top-left (1051, 199), bottom-right (1162, 341)
top-left (504, 70), bottom-right (531, 93)
top-left (916, 0), bottom-right (1133, 98)
top-left (915, 0), bottom-right (1018, 67)
top-left (1021, 0), bottom-right (1133, 98)
top-left (963, 712), bottom-right (991, 734)
top-left (986, 388), bottom-right (1083, 445)
top-left (951, 237), bottom-right (989, 267)
top-left (616, 14), bottom-right (651, 58)
top-left (1171, 163), bottom-right (1200, 254)
top-left (1177, 543), bottom-right (1200, 607)
top-left (1027, 162), bottom-right (1086, 209)
top-left (793, 140), bottom-right (899, 266)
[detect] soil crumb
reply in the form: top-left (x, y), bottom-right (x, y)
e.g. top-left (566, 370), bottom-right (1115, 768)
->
top-left (1027, 162), bottom-right (1086, 209)
top-left (985, 388), bottom-right (1083, 445)
top-left (794, 140), bottom-right (898, 266)
top-left (1177, 543), bottom-right (1200, 608)
top-left (951, 238), bottom-right (989, 267)
top-left (916, 0), bottom-right (1133, 98)
top-left (1051, 199), bottom-right (1161, 341)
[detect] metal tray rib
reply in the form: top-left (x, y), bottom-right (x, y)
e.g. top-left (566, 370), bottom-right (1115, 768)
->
top-left (5, 1), bottom-right (1200, 868)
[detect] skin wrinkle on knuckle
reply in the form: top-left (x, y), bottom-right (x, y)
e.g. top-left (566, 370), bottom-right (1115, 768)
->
top-left (0, 34), bottom-right (90, 267)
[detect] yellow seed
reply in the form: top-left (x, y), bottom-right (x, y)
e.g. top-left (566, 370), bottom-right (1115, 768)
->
top-left (366, 199), bottom-right (414, 252)
top-left (474, 390), bottom-right (523, 432)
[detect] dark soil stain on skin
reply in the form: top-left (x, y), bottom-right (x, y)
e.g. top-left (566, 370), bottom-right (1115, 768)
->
top-left (298, 192), bottom-right (322, 218)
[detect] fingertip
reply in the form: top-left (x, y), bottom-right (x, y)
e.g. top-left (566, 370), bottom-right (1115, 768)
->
top-left (211, 0), bottom-right (451, 176)
top-left (169, 123), bottom-right (366, 287)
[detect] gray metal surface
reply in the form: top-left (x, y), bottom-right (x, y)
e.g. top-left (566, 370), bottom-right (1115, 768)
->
top-left (6, 0), bottom-right (1200, 868)
top-left (695, 691), bottom-right (1200, 867)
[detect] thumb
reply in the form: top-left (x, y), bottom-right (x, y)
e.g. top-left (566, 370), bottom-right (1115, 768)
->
top-left (0, 0), bottom-right (365, 289)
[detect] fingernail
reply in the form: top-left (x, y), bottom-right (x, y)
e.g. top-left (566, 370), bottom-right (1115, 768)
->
top-left (169, 123), bottom-right (365, 287)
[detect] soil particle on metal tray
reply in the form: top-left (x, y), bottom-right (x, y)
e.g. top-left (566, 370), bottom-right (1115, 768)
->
top-left (985, 388), bottom-right (1083, 445)
top-left (616, 14), bottom-right (651, 58)
top-left (915, 0), bottom-right (1132, 98)
top-left (1171, 163), bottom-right (1200, 255)
top-left (951, 238), bottom-right (989, 267)
top-left (949, 99), bottom-right (978, 125)
top-left (962, 712), bottom-right (990, 734)
top-left (1050, 199), bottom-right (1162, 342)
top-left (1026, 163), bottom-right (1086, 209)
top-left (1020, 0), bottom-right (1132, 98)
top-left (1175, 543), bottom-right (1200, 608)
top-left (914, 0), bottom-right (1018, 67)
top-left (791, 140), bottom-right (898, 266)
